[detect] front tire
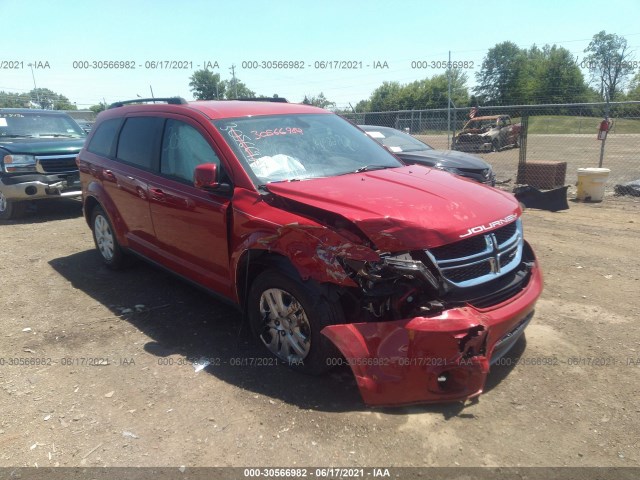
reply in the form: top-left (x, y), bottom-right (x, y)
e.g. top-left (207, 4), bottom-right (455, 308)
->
top-left (91, 205), bottom-right (126, 269)
top-left (0, 190), bottom-right (27, 220)
top-left (247, 269), bottom-right (343, 375)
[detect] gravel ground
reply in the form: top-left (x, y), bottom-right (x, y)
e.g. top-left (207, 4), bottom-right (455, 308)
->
top-left (0, 195), bottom-right (639, 470)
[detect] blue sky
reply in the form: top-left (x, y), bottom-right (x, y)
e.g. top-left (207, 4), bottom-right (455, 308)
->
top-left (2, 0), bottom-right (639, 109)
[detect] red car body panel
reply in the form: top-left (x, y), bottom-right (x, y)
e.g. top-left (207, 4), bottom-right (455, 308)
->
top-left (79, 100), bottom-right (543, 406)
top-left (266, 165), bottom-right (520, 250)
top-left (322, 264), bottom-right (542, 406)
top-left (229, 188), bottom-right (379, 294)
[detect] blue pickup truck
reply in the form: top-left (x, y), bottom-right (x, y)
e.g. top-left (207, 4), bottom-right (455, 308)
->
top-left (0, 109), bottom-right (86, 219)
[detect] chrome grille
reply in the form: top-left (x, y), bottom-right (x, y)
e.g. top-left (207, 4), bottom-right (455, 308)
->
top-left (427, 219), bottom-right (523, 288)
top-left (35, 154), bottom-right (78, 174)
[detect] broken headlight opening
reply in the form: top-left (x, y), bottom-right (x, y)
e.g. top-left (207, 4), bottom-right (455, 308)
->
top-left (338, 253), bottom-right (448, 321)
top-left (335, 220), bottom-right (531, 321)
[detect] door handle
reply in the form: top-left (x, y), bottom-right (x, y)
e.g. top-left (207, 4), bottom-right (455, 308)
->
top-left (103, 169), bottom-right (116, 181)
top-left (149, 187), bottom-right (166, 201)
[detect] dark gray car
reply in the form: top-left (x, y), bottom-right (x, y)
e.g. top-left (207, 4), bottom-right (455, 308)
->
top-left (360, 125), bottom-right (495, 186)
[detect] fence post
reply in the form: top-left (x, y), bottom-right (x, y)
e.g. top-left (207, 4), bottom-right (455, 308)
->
top-left (452, 108), bottom-right (457, 148)
top-left (598, 97), bottom-right (610, 168)
top-left (516, 112), bottom-right (529, 185)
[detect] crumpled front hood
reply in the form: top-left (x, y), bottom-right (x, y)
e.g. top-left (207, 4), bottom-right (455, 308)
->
top-left (266, 165), bottom-right (520, 251)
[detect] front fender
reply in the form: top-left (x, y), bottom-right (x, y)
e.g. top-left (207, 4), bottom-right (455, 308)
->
top-left (230, 188), bottom-right (379, 289)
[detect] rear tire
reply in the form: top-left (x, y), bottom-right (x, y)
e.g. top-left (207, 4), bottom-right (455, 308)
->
top-left (247, 269), bottom-right (344, 375)
top-left (91, 205), bottom-right (126, 269)
top-left (0, 191), bottom-right (27, 220)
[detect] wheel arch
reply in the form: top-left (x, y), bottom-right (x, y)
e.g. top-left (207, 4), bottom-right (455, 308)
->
top-left (83, 186), bottom-right (128, 248)
top-left (235, 250), bottom-right (301, 312)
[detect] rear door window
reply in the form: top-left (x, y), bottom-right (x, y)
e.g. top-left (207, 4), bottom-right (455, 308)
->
top-left (116, 117), bottom-right (164, 170)
top-left (87, 118), bottom-right (122, 157)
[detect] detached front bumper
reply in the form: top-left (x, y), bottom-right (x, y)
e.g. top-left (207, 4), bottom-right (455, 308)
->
top-left (0, 173), bottom-right (81, 201)
top-left (322, 263), bottom-right (542, 406)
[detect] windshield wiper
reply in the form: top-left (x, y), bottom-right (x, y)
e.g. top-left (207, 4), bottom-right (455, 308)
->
top-left (351, 165), bottom-right (394, 174)
top-left (1, 134), bottom-right (35, 138)
top-left (38, 133), bottom-right (77, 138)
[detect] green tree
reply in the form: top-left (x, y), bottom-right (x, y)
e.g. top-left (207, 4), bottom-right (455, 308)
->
top-left (90, 102), bottom-right (108, 114)
top-left (354, 99), bottom-right (371, 112)
top-left (626, 72), bottom-right (640, 100)
top-left (366, 72), bottom-right (468, 111)
top-left (189, 69), bottom-right (226, 100)
top-left (0, 91), bottom-right (30, 108)
top-left (474, 42), bottom-right (529, 105)
top-left (302, 92), bottom-right (335, 109)
top-left (415, 70), bottom-right (469, 108)
top-left (369, 81), bottom-right (404, 111)
top-left (28, 88), bottom-right (76, 110)
top-left (584, 31), bottom-right (635, 101)
top-left (475, 42), bottom-right (589, 105)
top-left (222, 78), bottom-right (255, 99)
top-left (533, 45), bottom-right (588, 103)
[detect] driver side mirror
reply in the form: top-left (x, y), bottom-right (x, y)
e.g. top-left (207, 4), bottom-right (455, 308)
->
top-left (194, 163), bottom-right (232, 193)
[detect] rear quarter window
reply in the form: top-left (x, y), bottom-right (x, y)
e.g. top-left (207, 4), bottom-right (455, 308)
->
top-left (116, 117), bottom-right (164, 170)
top-left (87, 118), bottom-right (122, 157)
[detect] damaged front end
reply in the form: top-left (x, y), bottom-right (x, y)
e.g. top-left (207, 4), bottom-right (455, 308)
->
top-left (453, 133), bottom-right (493, 153)
top-left (320, 219), bottom-right (542, 406)
top-left (258, 180), bottom-right (542, 406)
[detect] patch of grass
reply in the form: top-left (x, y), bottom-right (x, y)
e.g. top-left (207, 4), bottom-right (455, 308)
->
top-left (527, 116), bottom-right (640, 134)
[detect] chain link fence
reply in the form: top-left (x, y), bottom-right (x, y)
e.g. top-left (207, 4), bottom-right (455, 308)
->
top-left (343, 102), bottom-right (640, 193)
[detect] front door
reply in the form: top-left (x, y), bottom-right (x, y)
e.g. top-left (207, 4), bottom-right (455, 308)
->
top-left (147, 117), bottom-right (233, 298)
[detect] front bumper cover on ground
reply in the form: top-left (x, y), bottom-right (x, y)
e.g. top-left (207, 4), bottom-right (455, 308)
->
top-left (322, 264), bottom-right (542, 406)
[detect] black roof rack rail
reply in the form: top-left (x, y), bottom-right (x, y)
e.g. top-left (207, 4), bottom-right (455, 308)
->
top-left (109, 97), bottom-right (188, 108)
top-left (235, 97), bottom-right (288, 103)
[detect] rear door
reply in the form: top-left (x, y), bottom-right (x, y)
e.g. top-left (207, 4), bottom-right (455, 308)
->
top-left (147, 116), bottom-right (234, 297)
top-left (105, 116), bottom-right (163, 253)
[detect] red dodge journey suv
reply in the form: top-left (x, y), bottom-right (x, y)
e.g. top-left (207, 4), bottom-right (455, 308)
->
top-left (78, 97), bottom-right (543, 406)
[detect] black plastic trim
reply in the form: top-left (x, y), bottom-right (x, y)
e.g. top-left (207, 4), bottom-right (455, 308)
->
top-left (1, 173), bottom-right (68, 185)
top-left (109, 97), bottom-right (188, 108)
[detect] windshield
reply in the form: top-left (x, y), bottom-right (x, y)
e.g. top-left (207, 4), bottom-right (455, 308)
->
top-left (0, 112), bottom-right (86, 138)
top-left (361, 126), bottom-right (433, 153)
top-left (215, 114), bottom-right (402, 185)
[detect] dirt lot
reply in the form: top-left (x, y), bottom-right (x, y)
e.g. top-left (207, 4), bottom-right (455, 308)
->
top-left (419, 133), bottom-right (640, 187)
top-left (1, 195), bottom-right (639, 469)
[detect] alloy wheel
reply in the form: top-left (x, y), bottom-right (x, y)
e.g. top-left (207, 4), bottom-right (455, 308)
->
top-left (94, 214), bottom-right (115, 261)
top-left (258, 288), bottom-right (311, 363)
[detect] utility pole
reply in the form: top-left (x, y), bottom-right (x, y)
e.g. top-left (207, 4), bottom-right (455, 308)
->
top-left (230, 64), bottom-right (238, 99)
top-left (27, 63), bottom-right (40, 108)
